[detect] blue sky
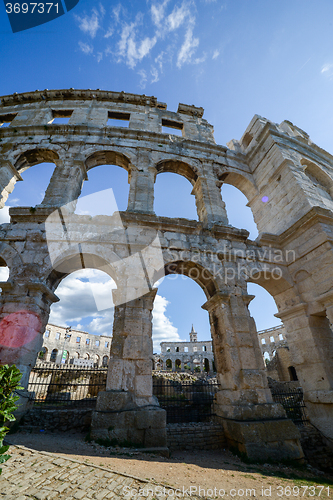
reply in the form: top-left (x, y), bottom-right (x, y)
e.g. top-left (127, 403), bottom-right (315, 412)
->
top-left (1, 0), bottom-right (333, 350)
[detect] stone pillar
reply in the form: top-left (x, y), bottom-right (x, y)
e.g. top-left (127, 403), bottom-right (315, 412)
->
top-left (40, 159), bottom-right (87, 211)
top-left (202, 291), bottom-right (304, 462)
top-left (91, 289), bottom-right (167, 449)
top-left (277, 302), bottom-right (333, 439)
top-left (127, 149), bottom-right (155, 214)
top-left (0, 160), bottom-right (23, 209)
top-left (0, 280), bottom-right (59, 418)
top-left (191, 164), bottom-right (228, 227)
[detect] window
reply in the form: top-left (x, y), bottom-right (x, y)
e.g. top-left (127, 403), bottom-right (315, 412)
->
top-left (0, 113), bottom-right (17, 127)
top-left (95, 340), bottom-right (100, 347)
top-left (166, 347), bottom-right (171, 352)
top-left (51, 109), bottom-right (73, 125)
top-left (86, 338), bottom-right (90, 345)
top-left (107, 111), bottom-right (130, 128)
top-left (76, 337), bottom-right (81, 343)
top-left (55, 332), bottom-right (60, 340)
top-left (270, 336), bottom-right (275, 343)
top-left (202, 346), bottom-right (207, 351)
top-left (162, 118), bottom-right (183, 136)
top-left (176, 346), bottom-right (179, 352)
top-left (261, 339), bottom-right (266, 344)
top-left (279, 333), bottom-right (284, 341)
top-left (105, 341), bottom-right (109, 348)
top-left (184, 347), bottom-right (188, 352)
top-left (45, 330), bottom-right (50, 337)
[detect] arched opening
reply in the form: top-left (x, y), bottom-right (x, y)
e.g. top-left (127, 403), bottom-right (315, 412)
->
top-left (0, 266), bottom-right (10, 288)
top-left (154, 160), bottom-right (198, 220)
top-left (246, 282), bottom-right (283, 332)
top-left (166, 359), bottom-right (172, 370)
top-left (102, 355), bottom-right (109, 367)
top-left (221, 184), bottom-right (258, 239)
top-left (76, 162), bottom-right (130, 216)
top-left (175, 358), bottom-right (181, 370)
top-left (152, 268), bottom-right (214, 354)
top-left (204, 358), bottom-right (210, 373)
top-left (94, 354), bottom-right (100, 367)
top-left (288, 366), bottom-right (298, 381)
top-left (38, 346), bottom-right (48, 360)
top-left (84, 353), bottom-right (90, 360)
top-left (50, 349), bottom-right (58, 363)
top-left (48, 268), bottom-right (116, 360)
top-left (6, 149), bottom-right (59, 209)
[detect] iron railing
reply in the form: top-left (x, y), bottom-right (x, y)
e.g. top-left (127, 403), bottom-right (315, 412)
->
top-left (153, 378), bottom-right (219, 423)
top-left (28, 366), bottom-right (107, 408)
top-left (271, 387), bottom-right (309, 426)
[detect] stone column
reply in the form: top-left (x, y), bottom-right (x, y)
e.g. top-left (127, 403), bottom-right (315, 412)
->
top-left (191, 163), bottom-right (228, 227)
top-left (91, 289), bottom-right (167, 449)
top-left (0, 160), bottom-right (23, 209)
top-left (202, 291), bottom-right (304, 462)
top-left (40, 159), bottom-right (87, 211)
top-left (127, 149), bottom-right (155, 214)
top-left (0, 280), bottom-right (59, 418)
top-left (277, 301), bottom-right (333, 439)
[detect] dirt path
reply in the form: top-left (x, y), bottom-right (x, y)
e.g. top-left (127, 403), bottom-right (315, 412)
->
top-left (6, 430), bottom-right (333, 499)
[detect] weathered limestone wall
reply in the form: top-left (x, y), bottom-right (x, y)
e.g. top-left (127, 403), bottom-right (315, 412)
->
top-left (1, 88), bottom-right (332, 458)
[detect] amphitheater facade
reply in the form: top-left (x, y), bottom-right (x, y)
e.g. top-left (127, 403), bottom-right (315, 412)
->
top-left (0, 88), bottom-right (333, 460)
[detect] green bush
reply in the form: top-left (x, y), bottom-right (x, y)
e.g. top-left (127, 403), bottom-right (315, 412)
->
top-left (0, 365), bottom-right (23, 475)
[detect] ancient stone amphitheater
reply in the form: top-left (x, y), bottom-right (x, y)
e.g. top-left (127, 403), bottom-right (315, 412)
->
top-left (0, 89), bottom-right (332, 460)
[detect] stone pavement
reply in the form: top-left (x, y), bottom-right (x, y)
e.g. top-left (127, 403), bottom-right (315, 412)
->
top-left (0, 443), bottom-right (197, 500)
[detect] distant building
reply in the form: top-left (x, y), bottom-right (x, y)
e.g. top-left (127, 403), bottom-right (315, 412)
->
top-left (159, 325), bottom-right (215, 372)
top-left (38, 324), bottom-right (112, 367)
top-left (158, 324), bottom-right (290, 374)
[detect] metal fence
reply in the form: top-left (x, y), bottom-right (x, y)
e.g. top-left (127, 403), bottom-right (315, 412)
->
top-left (28, 366), bottom-right (107, 409)
top-left (270, 387), bottom-right (309, 426)
top-left (153, 378), bottom-right (220, 423)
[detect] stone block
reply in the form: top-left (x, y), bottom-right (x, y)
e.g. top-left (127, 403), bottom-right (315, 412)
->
top-left (95, 390), bottom-right (131, 411)
top-left (135, 408), bottom-right (166, 429)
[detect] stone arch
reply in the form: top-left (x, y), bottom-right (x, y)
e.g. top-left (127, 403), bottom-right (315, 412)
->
top-left (45, 250), bottom-right (119, 292)
top-left (301, 159), bottom-right (333, 203)
top-left (175, 358), bottom-right (181, 370)
top-left (217, 170), bottom-right (258, 202)
top-left (155, 159), bottom-right (199, 185)
top-left (0, 242), bottom-right (23, 276)
top-left (85, 150), bottom-right (132, 174)
top-left (161, 260), bottom-right (218, 300)
top-left (204, 358), bottom-right (210, 372)
top-left (84, 353), bottom-right (90, 360)
top-left (102, 355), bottom-right (109, 367)
top-left (166, 358), bottom-right (172, 369)
top-left (14, 148), bottom-right (59, 173)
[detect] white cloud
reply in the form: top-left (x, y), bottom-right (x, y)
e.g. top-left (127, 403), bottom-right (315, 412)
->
top-left (212, 49), bottom-right (219, 59)
top-left (104, 26), bottom-right (114, 39)
top-left (321, 63), bottom-right (333, 74)
top-left (49, 270), bottom-right (115, 335)
top-left (97, 52), bottom-right (103, 63)
top-left (138, 69), bottom-right (148, 88)
top-left (79, 41), bottom-right (93, 55)
top-left (177, 23), bottom-right (199, 68)
top-left (151, 0), bottom-right (170, 26)
top-left (75, 8), bottom-right (101, 39)
top-left (151, 66), bottom-right (159, 83)
top-left (165, 2), bottom-right (190, 32)
top-left (152, 294), bottom-right (183, 352)
top-left (0, 207), bottom-right (10, 224)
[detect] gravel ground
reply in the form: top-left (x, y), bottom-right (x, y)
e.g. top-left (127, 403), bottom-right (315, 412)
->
top-left (5, 430), bottom-right (333, 499)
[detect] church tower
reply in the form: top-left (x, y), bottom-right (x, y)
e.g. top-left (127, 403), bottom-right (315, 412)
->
top-left (189, 325), bottom-right (197, 343)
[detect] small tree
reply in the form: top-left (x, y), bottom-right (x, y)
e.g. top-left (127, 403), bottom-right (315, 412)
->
top-left (0, 364), bottom-right (23, 475)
